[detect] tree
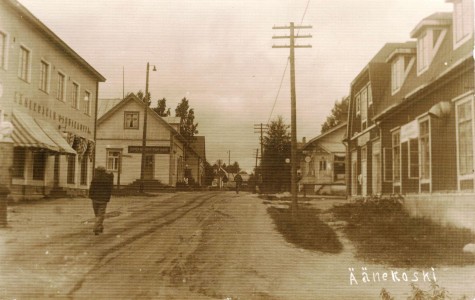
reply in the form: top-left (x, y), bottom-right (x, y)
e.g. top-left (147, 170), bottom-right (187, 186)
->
top-left (321, 97), bottom-right (349, 133)
top-left (225, 161), bottom-right (240, 174)
top-left (153, 98), bottom-right (171, 117)
top-left (261, 116), bottom-right (291, 193)
top-left (175, 97), bottom-right (199, 141)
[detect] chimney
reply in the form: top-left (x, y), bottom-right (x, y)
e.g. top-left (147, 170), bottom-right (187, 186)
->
top-left (302, 137), bottom-right (306, 144)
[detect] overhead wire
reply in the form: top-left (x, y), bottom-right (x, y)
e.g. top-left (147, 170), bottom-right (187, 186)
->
top-left (266, 0), bottom-right (312, 125)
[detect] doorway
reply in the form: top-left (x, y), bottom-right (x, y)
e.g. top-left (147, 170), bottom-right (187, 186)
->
top-left (144, 154), bottom-right (155, 180)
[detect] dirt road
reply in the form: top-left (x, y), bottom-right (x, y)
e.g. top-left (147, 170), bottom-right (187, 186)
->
top-left (1, 192), bottom-right (474, 299)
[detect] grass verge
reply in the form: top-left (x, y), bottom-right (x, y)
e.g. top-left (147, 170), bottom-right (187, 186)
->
top-left (267, 206), bottom-right (343, 253)
top-left (331, 200), bottom-right (475, 267)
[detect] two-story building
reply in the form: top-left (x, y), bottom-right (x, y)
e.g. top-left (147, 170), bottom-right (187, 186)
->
top-left (96, 94), bottom-right (204, 188)
top-left (346, 0), bottom-right (474, 230)
top-left (0, 0), bottom-right (105, 200)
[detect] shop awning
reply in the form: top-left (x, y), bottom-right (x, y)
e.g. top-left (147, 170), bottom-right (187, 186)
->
top-left (12, 110), bottom-right (76, 155)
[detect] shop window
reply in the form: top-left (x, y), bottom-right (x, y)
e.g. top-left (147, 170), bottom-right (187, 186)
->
top-left (32, 151), bottom-right (46, 181)
top-left (392, 131), bottom-right (401, 183)
top-left (80, 157), bottom-right (88, 185)
top-left (12, 148), bottom-right (25, 178)
top-left (67, 155), bottom-right (76, 184)
top-left (457, 100), bottom-right (474, 176)
top-left (408, 138), bottom-right (419, 179)
top-left (419, 120), bottom-right (431, 181)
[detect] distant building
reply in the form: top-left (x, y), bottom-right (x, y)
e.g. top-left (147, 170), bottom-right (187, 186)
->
top-left (0, 0), bottom-right (105, 199)
top-left (96, 94), bottom-right (204, 187)
top-left (299, 123), bottom-right (347, 195)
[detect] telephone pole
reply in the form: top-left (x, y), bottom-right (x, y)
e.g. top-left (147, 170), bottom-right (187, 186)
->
top-left (254, 123), bottom-right (268, 164)
top-left (272, 22), bottom-right (312, 215)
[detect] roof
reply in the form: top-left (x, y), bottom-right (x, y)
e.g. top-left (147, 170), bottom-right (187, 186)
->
top-left (302, 123), bottom-right (347, 153)
top-left (162, 117), bottom-right (181, 125)
top-left (410, 12), bottom-right (452, 38)
top-left (97, 93), bottom-right (199, 156)
top-left (97, 99), bottom-right (122, 118)
top-left (351, 42), bottom-right (416, 87)
top-left (4, 0), bottom-right (106, 82)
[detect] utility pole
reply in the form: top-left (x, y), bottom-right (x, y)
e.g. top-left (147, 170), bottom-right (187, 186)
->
top-left (272, 22), bottom-right (312, 216)
top-left (228, 150), bottom-right (231, 166)
top-left (254, 123), bottom-right (268, 163)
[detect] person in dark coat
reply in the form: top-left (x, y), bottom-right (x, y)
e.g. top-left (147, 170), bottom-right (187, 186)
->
top-left (234, 173), bottom-right (243, 194)
top-left (89, 166), bottom-right (114, 235)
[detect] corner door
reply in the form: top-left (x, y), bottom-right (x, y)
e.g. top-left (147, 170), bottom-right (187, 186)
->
top-left (144, 154), bottom-right (155, 180)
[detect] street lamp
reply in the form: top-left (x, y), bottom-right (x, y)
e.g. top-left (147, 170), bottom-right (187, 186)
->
top-left (139, 62), bottom-right (156, 193)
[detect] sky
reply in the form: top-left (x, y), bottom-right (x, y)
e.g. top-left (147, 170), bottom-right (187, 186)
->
top-left (18, 0), bottom-right (452, 172)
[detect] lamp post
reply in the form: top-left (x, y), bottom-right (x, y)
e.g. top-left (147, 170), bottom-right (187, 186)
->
top-left (139, 62), bottom-right (156, 193)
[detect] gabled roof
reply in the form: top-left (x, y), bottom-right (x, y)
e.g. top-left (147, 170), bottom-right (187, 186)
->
top-left (4, 0), bottom-right (105, 82)
top-left (97, 94), bottom-right (198, 156)
top-left (352, 42), bottom-right (416, 87)
top-left (302, 122), bottom-right (347, 153)
top-left (410, 12), bottom-right (452, 38)
top-left (375, 11), bottom-right (473, 121)
top-left (97, 98), bottom-right (122, 118)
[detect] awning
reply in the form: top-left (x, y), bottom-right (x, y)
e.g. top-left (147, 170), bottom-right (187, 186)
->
top-left (12, 110), bottom-right (76, 155)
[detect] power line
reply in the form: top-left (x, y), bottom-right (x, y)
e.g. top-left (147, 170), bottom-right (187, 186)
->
top-left (267, 0), bottom-right (311, 124)
top-left (267, 58), bottom-right (289, 125)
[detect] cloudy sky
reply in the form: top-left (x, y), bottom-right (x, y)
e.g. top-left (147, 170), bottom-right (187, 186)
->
top-left (19, 0), bottom-right (452, 172)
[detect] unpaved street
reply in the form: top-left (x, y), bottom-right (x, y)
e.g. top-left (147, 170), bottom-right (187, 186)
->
top-left (1, 192), bottom-right (474, 299)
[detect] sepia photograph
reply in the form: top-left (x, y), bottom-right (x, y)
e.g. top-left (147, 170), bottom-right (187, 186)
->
top-left (0, 0), bottom-right (474, 298)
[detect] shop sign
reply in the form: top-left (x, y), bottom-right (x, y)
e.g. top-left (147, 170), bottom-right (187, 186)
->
top-left (357, 132), bottom-right (370, 146)
top-left (128, 146), bottom-right (170, 154)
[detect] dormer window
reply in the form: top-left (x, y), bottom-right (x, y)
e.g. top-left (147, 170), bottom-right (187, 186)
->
top-left (450, 0), bottom-right (474, 48)
top-left (411, 13), bottom-right (450, 75)
top-left (387, 48), bottom-right (416, 95)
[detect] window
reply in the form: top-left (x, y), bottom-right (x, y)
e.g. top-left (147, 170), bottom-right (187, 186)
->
top-left (71, 82), bottom-right (79, 109)
top-left (39, 60), bottom-right (50, 93)
top-left (417, 32), bottom-right (430, 73)
top-left (18, 46), bottom-right (30, 82)
top-left (453, 0), bottom-right (474, 46)
top-left (392, 57), bottom-right (404, 93)
top-left (107, 150), bottom-right (121, 171)
top-left (367, 84), bottom-right (372, 106)
top-left (67, 155), bottom-right (76, 184)
top-left (57, 72), bottom-right (66, 101)
top-left (361, 88), bottom-right (367, 129)
top-left (80, 157), bottom-right (88, 185)
top-left (457, 100), bottom-right (474, 176)
top-left (419, 120), bottom-right (431, 181)
top-left (32, 151), bottom-right (46, 181)
top-left (12, 148), bottom-right (25, 178)
top-left (124, 112), bottom-right (139, 129)
top-left (408, 138), bottom-right (419, 179)
top-left (355, 94), bottom-right (361, 116)
top-left (83, 91), bottom-right (91, 115)
top-left (0, 31), bottom-right (7, 70)
top-left (392, 131), bottom-right (401, 183)
top-left (319, 158), bottom-right (327, 171)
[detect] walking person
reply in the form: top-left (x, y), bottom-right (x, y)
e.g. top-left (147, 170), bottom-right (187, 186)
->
top-left (234, 173), bottom-right (243, 194)
top-left (89, 166), bottom-right (114, 235)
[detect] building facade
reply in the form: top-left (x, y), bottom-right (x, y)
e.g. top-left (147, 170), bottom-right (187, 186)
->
top-left (0, 0), bottom-right (105, 199)
top-left (299, 123), bottom-right (346, 195)
top-left (96, 95), bottom-right (204, 188)
top-left (347, 1), bottom-right (474, 199)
